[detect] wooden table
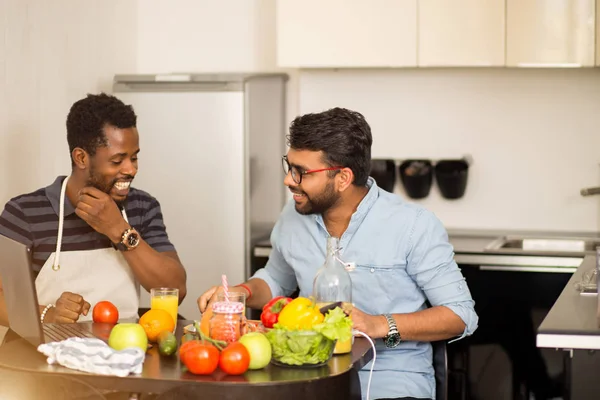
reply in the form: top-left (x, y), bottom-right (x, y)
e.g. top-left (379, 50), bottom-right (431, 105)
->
top-left (0, 321), bottom-right (373, 399)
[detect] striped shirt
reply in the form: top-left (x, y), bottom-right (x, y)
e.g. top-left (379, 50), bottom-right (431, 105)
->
top-left (0, 176), bottom-right (175, 273)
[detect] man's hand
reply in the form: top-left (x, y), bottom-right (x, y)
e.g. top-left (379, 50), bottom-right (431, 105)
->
top-left (75, 187), bottom-right (129, 243)
top-left (350, 307), bottom-right (389, 339)
top-left (45, 292), bottom-right (91, 324)
top-left (197, 286), bottom-right (249, 313)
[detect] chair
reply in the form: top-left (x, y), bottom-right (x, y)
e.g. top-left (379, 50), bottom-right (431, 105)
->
top-left (433, 340), bottom-right (449, 400)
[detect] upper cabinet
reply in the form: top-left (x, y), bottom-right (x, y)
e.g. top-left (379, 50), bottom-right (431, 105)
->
top-left (506, 0), bottom-right (595, 67)
top-left (418, 0), bottom-right (505, 67)
top-left (277, 0), bottom-right (599, 68)
top-left (276, 0), bottom-right (417, 68)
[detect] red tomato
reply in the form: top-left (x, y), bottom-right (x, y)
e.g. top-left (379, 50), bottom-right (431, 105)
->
top-left (219, 342), bottom-right (250, 375)
top-left (179, 340), bottom-right (203, 364)
top-left (92, 301), bottom-right (119, 324)
top-left (181, 342), bottom-right (220, 375)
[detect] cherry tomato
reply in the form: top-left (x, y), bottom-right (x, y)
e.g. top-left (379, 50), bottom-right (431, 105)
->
top-left (219, 342), bottom-right (250, 375)
top-left (181, 341), bottom-right (220, 375)
top-left (92, 301), bottom-right (119, 324)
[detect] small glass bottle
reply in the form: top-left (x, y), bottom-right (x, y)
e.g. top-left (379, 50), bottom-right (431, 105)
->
top-left (313, 236), bottom-right (353, 354)
top-left (209, 301), bottom-right (244, 344)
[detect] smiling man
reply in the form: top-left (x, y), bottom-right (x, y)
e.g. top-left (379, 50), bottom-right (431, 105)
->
top-left (199, 107), bottom-right (478, 400)
top-left (0, 93), bottom-right (186, 326)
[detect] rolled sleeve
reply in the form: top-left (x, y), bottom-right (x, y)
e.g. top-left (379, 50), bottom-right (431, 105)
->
top-left (250, 221), bottom-right (298, 299)
top-left (406, 209), bottom-right (478, 340)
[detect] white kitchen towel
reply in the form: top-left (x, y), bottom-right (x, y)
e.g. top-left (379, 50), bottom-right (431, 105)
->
top-left (38, 337), bottom-right (145, 377)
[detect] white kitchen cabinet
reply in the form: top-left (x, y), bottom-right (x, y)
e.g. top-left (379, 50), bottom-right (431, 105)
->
top-left (276, 0), bottom-right (417, 68)
top-left (507, 0), bottom-right (595, 67)
top-left (418, 0), bottom-right (505, 67)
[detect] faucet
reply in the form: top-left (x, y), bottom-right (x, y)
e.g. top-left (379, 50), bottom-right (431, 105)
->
top-left (581, 186), bottom-right (600, 196)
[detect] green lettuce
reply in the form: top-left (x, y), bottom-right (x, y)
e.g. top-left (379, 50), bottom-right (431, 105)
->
top-left (266, 307), bottom-right (352, 366)
top-left (266, 329), bottom-right (334, 365)
top-left (313, 307), bottom-right (353, 342)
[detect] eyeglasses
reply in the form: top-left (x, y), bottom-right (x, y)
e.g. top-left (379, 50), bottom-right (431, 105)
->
top-left (282, 155), bottom-right (344, 185)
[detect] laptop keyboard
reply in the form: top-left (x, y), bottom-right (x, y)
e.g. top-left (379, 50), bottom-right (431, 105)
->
top-left (43, 323), bottom-right (96, 342)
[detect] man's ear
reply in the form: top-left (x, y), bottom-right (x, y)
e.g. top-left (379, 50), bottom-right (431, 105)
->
top-left (337, 168), bottom-right (355, 192)
top-left (71, 148), bottom-right (89, 170)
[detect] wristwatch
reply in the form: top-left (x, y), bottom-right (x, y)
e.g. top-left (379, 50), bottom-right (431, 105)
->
top-left (114, 227), bottom-right (141, 251)
top-left (383, 314), bottom-right (401, 348)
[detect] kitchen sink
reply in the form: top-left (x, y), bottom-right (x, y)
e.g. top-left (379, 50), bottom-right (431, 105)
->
top-left (485, 236), bottom-right (600, 254)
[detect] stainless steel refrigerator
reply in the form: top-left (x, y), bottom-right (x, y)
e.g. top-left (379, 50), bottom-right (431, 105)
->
top-left (113, 73), bottom-right (288, 319)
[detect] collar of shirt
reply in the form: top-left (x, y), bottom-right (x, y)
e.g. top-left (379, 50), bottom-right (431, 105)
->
top-left (314, 177), bottom-right (380, 247)
top-left (45, 175), bottom-right (76, 217)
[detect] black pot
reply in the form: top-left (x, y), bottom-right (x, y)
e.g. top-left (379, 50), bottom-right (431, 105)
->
top-left (435, 159), bottom-right (469, 199)
top-left (399, 160), bottom-right (433, 199)
top-left (370, 159), bottom-right (396, 192)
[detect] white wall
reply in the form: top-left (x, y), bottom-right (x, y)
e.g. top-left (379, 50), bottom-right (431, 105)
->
top-left (0, 0), bottom-right (138, 205)
top-left (136, 0), bottom-right (276, 73)
top-left (300, 69), bottom-right (600, 232)
top-left (135, 0), bottom-right (300, 135)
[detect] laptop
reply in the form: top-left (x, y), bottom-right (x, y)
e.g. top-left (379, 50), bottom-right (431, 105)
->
top-left (0, 235), bottom-right (96, 346)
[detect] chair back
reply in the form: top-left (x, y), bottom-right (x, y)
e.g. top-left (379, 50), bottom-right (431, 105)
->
top-left (432, 340), bottom-right (448, 400)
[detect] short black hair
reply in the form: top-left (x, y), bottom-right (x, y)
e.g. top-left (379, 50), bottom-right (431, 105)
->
top-left (288, 107), bottom-right (372, 186)
top-left (66, 93), bottom-right (137, 162)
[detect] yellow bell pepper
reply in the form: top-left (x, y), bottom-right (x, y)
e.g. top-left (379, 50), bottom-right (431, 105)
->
top-left (277, 297), bottom-right (324, 330)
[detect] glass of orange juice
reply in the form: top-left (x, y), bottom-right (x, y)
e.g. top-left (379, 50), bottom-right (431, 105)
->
top-left (150, 288), bottom-right (179, 328)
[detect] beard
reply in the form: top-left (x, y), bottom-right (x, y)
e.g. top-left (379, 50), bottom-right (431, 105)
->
top-left (294, 180), bottom-right (340, 215)
top-left (86, 164), bottom-right (123, 206)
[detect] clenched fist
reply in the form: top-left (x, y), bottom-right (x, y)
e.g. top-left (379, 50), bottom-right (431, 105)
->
top-left (44, 292), bottom-right (91, 324)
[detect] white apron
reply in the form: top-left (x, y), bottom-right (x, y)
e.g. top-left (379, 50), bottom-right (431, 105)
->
top-left (35, 176), bottom-right (140, 321)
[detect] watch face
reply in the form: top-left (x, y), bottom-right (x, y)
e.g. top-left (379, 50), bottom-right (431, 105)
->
top-left (126, 232), bottom-right (140, 247)
top-left (384, 333), bottom-right (401, 348)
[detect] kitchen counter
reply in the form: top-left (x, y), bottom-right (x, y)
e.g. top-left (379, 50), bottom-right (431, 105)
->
top-left (253, 229), bottom-right (595, 270)
top-left (536, 255), bottom-right (600, 350)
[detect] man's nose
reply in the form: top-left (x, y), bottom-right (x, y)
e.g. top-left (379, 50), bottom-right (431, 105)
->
top-left (121, 159), bottom-right (137, 176)
top-left (283, 169), bottom-right (295, 187)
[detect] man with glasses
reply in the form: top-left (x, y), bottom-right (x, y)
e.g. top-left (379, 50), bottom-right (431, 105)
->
top-left (198, 107), bottom-right (478, 400)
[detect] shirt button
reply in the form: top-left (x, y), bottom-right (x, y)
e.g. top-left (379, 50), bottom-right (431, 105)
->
top-left (458, 284), bottom-right (464, 291)
top-left (370, 268), bottom-right (375, 273)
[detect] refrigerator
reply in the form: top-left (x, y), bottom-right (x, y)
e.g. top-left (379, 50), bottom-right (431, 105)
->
top-left (113, 73), bottom-right (288, 319)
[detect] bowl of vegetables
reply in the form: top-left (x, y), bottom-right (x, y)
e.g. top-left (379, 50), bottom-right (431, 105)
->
top-left (263, 297), bottom-right (352, 367)
top-left (266, 329), bottom-right (335, 367)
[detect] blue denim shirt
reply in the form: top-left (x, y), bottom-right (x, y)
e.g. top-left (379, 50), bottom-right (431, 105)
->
top-left (252, 178), bottom-right (478, 399)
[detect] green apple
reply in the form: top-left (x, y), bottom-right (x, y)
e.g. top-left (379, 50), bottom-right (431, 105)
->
top-left (108, 323), bottom-right (148, 352)
top-left (239, 332), bottom-right (271, 370)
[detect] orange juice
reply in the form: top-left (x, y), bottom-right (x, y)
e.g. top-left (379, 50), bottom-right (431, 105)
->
top-left (151, 294), bottom-right (178, 326)
top-left (317, 302), bottom-right (353, 354)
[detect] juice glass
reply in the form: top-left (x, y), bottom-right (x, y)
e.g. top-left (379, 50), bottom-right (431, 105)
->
top-left (216, 291), bottom-right (246, 309)
top-left (151, 288), bottom-right (179, 327)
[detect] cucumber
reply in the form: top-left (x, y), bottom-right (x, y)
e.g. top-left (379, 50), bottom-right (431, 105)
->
top-left (157, 330), bottom-right (177, 356)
